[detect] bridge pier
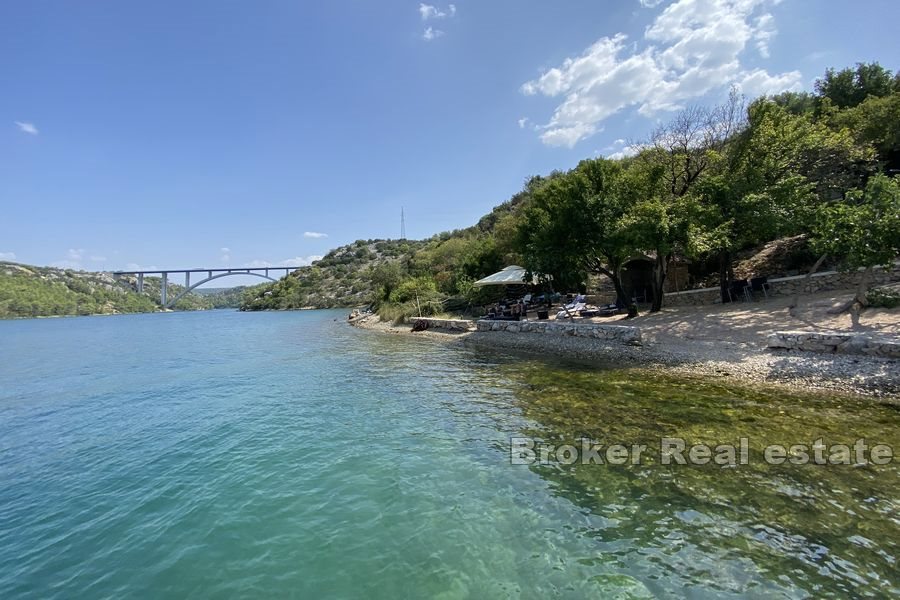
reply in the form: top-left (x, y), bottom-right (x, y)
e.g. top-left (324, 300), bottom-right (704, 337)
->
top-left (161, 272), bottom-right (167, 307)
top-left (185, 272), bottom-right (190, 288)
top-left (137, 273), bottom-right (144, 293)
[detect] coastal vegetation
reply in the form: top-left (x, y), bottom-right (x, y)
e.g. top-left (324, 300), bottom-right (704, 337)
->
top-left (239, 239), bottom-right (428, 311)
top-left (244, 61), bottom-right (900, 322)
top-left (0, 263), bottom-right (248, 318)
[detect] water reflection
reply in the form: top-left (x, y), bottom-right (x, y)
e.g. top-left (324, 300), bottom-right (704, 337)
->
top-left (497, 362), bottom-right (899, 598)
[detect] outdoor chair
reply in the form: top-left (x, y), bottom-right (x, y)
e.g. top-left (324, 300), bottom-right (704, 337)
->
top-left (728, 279), bottom-right (751, 303)
top-left (749, 276), bottom-right (771, 300)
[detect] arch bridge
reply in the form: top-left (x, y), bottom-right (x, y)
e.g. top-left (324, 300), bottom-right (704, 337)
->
top-left (112, 267), bottom-right (301, 308)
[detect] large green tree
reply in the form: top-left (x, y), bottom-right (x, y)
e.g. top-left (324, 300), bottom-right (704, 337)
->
top-left (517, 158), bottom-right (633, 302)
top-left (815, 62), bottom-right (898, 109)
top-left (624, 91), bottom-right (745, 310)
top-left (813, 174), bottom-right (900, 320)
top-left (828, 92), bottom-right (900, 173)
top-left (617, 156), bottom-right (683, 312)
top-left (689, 98), bottom-right (873, 301)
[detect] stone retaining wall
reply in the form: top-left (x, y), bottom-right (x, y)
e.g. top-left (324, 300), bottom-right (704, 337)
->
top-left (661, 287), bottom-right (721, 307)
top-left (768, 331), bottom-right (900, 359)
top-left (476, 319), bottom-right (641, 345)
top-left (665, 262), bottom-right (900, 307)
top-left (409, 317), bottom-right (476, 332)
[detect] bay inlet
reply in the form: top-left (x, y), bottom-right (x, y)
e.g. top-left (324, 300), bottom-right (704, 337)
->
top-left (0, 309), bottom-right (897, 598)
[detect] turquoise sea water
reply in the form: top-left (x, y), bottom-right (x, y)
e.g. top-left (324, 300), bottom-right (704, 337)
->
top-left (0, 309), bottom-right (897, 598)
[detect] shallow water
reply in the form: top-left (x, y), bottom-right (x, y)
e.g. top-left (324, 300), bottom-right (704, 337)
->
top-left (0, 309), bottom-right (896, 598)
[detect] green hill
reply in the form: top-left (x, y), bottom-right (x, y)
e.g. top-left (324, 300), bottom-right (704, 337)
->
top-left (239, 186), bottom-right (535, 313)
top-left (240, 239), bottom-right (427, 310)
top-left (0, 262), bottom-right (251, 318)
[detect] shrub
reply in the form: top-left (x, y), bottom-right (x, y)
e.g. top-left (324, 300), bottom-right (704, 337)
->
top-left (866, 285), bottom-right (900, 309)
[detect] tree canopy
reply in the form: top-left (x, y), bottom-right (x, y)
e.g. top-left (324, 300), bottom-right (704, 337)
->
top-left (242, 60), bottom-right (900, 321)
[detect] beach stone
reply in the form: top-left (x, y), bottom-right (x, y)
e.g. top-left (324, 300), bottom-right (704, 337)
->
top-left (410, 317), bottom-right (476, 332)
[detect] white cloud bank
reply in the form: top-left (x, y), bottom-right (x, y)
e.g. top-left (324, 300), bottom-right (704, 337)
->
top-left (244, 256), bottom-right (323, 269)
top-left (15, 121), bottom-right (38, 135)
top-left (0, 252), bottom-right (16, 261)
top-left (303, 231), bottom-right (328, 239)
top-left (522, 0), bottom-right (801, 147)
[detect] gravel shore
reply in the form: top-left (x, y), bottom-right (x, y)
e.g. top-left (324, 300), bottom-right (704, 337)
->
top-left (462, 330), bottom-right (900, 398)
top-left (350, 302), bottom-right (900, 399)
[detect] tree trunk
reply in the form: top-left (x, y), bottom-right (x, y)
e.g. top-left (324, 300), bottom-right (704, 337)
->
top-left (718, 250), bottom-right (731, 303)
top-left (788, 253), bottom-right (827, 317)
top-left (597, 265), bottom-right (627, 307)
top-left (829, 265), bottom-right (873, 321)
top-left (853, 265), bottom-right (873, 308)
top-left (650, 253), bottom-right (670, 313)
top-left (611, 275), bottom-right (627, 308)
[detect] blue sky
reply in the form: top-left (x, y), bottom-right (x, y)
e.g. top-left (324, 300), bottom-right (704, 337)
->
top-left (2, 0), bottom-right (897, 280)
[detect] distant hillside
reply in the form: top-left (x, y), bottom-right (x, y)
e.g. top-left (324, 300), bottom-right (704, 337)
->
top-left (240, 239), bottom-right (427, 310)
top-left (0, 262), bottom-right (250, 318)
top-left (193, 286), bottom-right (259, 309)
top-left (240, 192), bottom-right (534, 312)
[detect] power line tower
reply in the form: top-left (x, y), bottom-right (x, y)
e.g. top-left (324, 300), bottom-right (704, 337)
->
top-left (400, 207), bottom-right (406, 240)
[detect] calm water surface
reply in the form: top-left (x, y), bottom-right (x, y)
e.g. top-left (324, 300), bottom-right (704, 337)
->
top-left (0, 309), bottom-right (897, 598)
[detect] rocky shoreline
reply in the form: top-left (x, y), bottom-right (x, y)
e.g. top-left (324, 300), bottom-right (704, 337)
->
top-left (349, 312), bottom-right (900, 399)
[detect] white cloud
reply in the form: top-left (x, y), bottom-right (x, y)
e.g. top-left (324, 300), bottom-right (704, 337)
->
top-left (736, 68), bottom-right (802, 96)
top-left (753, 13), bottom-right (776, 58)
top-left (418, 4), bottom-right (455, 40)
top-left (541, 123), bottom-right (601, 148)
top-left (50, 260), bottom-right (82, 270)
top-left (518, 117), bottom-right (530, 129)
top-left (422, 27), bottom-right (444, 41)
top-left (0, 252), bottom-right (16, 261)
top-left (220, 247), bottom-right (230, 253)
top-left (522, 0), bottom-right (800, 147)
top-left (608, 143), bottom-right (645, 160)
top-left (244, 255), bottom-right (324, 269)
top-left (90, 255), bottom-right (107, 262)
top-left (15, 121), bottom-right (38, 135)
top-left (285, 255), bottom-right (323, 267)
top-left (303, 231), bottom-right (329, 239)
top-left (419, 3), bottom-right (456, 20)
top-left (124, 262), bottom-right (159, 272)
top-left (49, 248), bottom-right (88, 269)
top-left (639, 0), bottom-right (666, 6)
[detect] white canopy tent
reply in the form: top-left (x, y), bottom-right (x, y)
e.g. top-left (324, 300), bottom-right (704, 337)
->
top-left (473, 265), bottom-right (539, 287)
